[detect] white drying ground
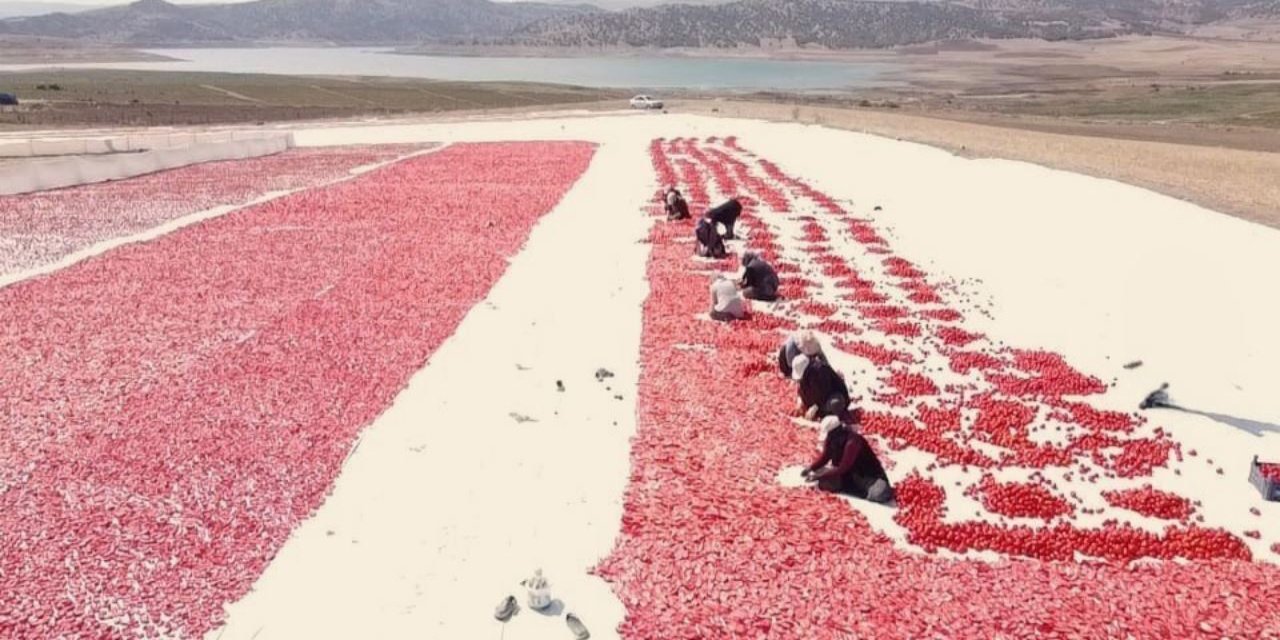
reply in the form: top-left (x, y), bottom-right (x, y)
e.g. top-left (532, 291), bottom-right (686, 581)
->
top-left (190, 114), bottom-right (1280, 639)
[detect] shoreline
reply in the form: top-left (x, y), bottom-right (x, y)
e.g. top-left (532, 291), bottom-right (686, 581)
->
top-left (390, 43), bottom-right (908, 63)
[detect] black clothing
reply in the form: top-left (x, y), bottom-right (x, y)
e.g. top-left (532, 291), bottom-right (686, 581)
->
top-left (704, 199), bottom-right (743, 238)
top-left (820, 428), bottom-right (888, 483)
top-left (778, 340), bottom-right (800, 378)
top-left (666, 193), bottom-right (690, 220)
top-left (778, 336), bottom-right (825, 378)
top-left (798, 358), bottom-right (850, 419)
top-left (740, 256), bottom-right (779, 301)
top-left (809, 427), bottom-right (892, 503)
top-left (695, 218), bottom-right (726, 259)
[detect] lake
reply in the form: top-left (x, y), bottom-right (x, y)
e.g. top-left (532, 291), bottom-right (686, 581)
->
top-left (2, 47), bottom-right (899, 91)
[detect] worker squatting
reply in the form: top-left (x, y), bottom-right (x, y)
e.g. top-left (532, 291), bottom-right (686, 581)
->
top-left (667, 186), bottom-right (896, 507)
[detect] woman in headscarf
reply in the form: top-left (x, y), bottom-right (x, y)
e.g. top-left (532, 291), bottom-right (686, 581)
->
top-left (777, 329), bottom-right (823, 378)
top-left (704, 198), bottom-right (743, 239)
top-left (709, 276), bottom-right (746, 321)
top-left (695, 217), bottom-right (727, 259)
top-left (792, 353), bottom-right (850, 421)
top-left (665, 187), bottom-right (690, 220)
top-left (738, 250), bottom-right (779, 302)
top-left (803, 413), bottom-right (895, 505)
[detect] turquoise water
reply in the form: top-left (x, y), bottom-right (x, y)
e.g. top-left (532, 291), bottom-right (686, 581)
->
top-left (32, 47), bottom-right (898, 91)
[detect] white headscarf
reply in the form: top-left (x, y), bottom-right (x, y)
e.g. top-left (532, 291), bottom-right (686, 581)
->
top-left (791, 354), bottom-right (810, 382)
top-left (708, 277), bottom-right (744, 319)
top-left (797, 329), bottom-right (821, 357)
top-left (820, 415), bottom-right (841, 435)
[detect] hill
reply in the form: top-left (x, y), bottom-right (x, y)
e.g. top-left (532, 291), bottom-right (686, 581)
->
top-left (508, 0), bottom-right (1092, 49)
top-left (507, 0), bottom-right (1280, 49)
top-left (0, 2), bottom-right (89, 19)
top-left (2, 0), bottom-right (1279, 47)
top-left (0, 0), bottom-right (601, 44)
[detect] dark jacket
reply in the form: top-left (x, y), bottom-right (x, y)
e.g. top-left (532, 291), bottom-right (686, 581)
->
top-left (740, 256), bottom-right (779, 300)
top-left (666, 193), bottom-right (690, 219)
top-left (705, 199), bottom-right (742, 226)
top-left (798, 357), bottom-right (849, 416)
top-left (778, 337), bottom-right (801, 377)
top-left (695, 218), bottom-right (726, 258)
top-left (809, 427), bottom-right (888, 485)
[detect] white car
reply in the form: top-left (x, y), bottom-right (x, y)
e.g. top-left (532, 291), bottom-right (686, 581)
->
top-left (629, 95), bottom-right (664, 110)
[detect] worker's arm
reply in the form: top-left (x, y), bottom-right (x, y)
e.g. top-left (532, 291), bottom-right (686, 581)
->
top-left (805, 448), bottom-right (831, 475)
top-left (815, 438), bottom-right (863, 481)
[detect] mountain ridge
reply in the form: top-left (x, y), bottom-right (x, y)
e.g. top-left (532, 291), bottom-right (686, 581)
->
top-left (1, 0), bottom-right (1277, 47)
top-left (0, 1), bottom-right (91, 19)
top-left (0, 0), bottom-right (602, 44)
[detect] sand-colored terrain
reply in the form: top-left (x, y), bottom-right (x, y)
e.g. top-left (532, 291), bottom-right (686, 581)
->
top-left (884, 35), bottom-right (1280, 86)
top-left (4, 109), bottom-right (1279, 638)
top-left (195, 112), bottom-right (1278, 639)
top-left (0, 36), bottom-right (173, 65)
top-left (682, 99), bottom-right (1280, 231)
top-left (5, 31), bottom-right (1280, 233)
top-left (0, 70), bottom-right (618, 129)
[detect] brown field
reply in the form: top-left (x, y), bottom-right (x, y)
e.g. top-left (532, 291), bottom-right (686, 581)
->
top-left (0, 36), bottom-right (174, 64)
top-left (672, 34), bottom-right (1280, 228)
top-left (3, 34), bottom-right (1280, 230)
top-left (680, 98), bottom-right (1280, 231)
top-left (0, 70), bottom-right (620, 129)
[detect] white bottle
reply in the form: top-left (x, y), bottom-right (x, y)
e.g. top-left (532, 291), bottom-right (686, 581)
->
top-left (525, 569), bottom-right (552, 610)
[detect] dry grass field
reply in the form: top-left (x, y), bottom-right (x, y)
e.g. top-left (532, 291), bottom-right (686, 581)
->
top-left (0, 70), bottom-right (619, 128)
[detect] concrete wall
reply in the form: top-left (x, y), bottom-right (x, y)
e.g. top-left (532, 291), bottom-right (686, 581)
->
top-left (0, 134), bottom-right (294, 196)
top-left (0, 130), bottom-right (289, 158)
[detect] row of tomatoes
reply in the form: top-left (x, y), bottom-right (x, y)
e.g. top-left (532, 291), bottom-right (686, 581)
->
top-left (604, 136), bottom-right (1280, 639)
top-left (0, 142), bottom-right (595, 639)
top-left (0, 145), bottom-right (420, 278)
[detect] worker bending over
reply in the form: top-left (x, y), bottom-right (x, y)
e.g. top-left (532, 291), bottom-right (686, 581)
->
top-left (704, 198), bottom-right (743, 239)
top-left (739, 250), bottom-right (779, 301)
top-left (695, 218), bottom-right (727, 259)
top-left (778, 330), bottom-right (823, 378)
top-left (792, 353), bottom-right (851, 421)
top-left (665, 187), bottom-right (690, 220)
top-left (709, 276), bottom-right (746, 321)
top-left (804, 414), bottom-right (895, 505)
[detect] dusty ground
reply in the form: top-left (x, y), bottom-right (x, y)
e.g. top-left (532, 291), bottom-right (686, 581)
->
top-left (881, 35), bottom-right (1280, 87)
top-left (5, 34), bottom-right (1280, 230)
top-left (0, 70), bottom-right (620, 129)
top-left (710, 35), bottom-right (1280, 135)
top-left (736, 90), bottom-right (1280, 152)
top-left (668, 37), bottom-right (1280, 229)
top-left (680, 98), bottom-right (1280, 231)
